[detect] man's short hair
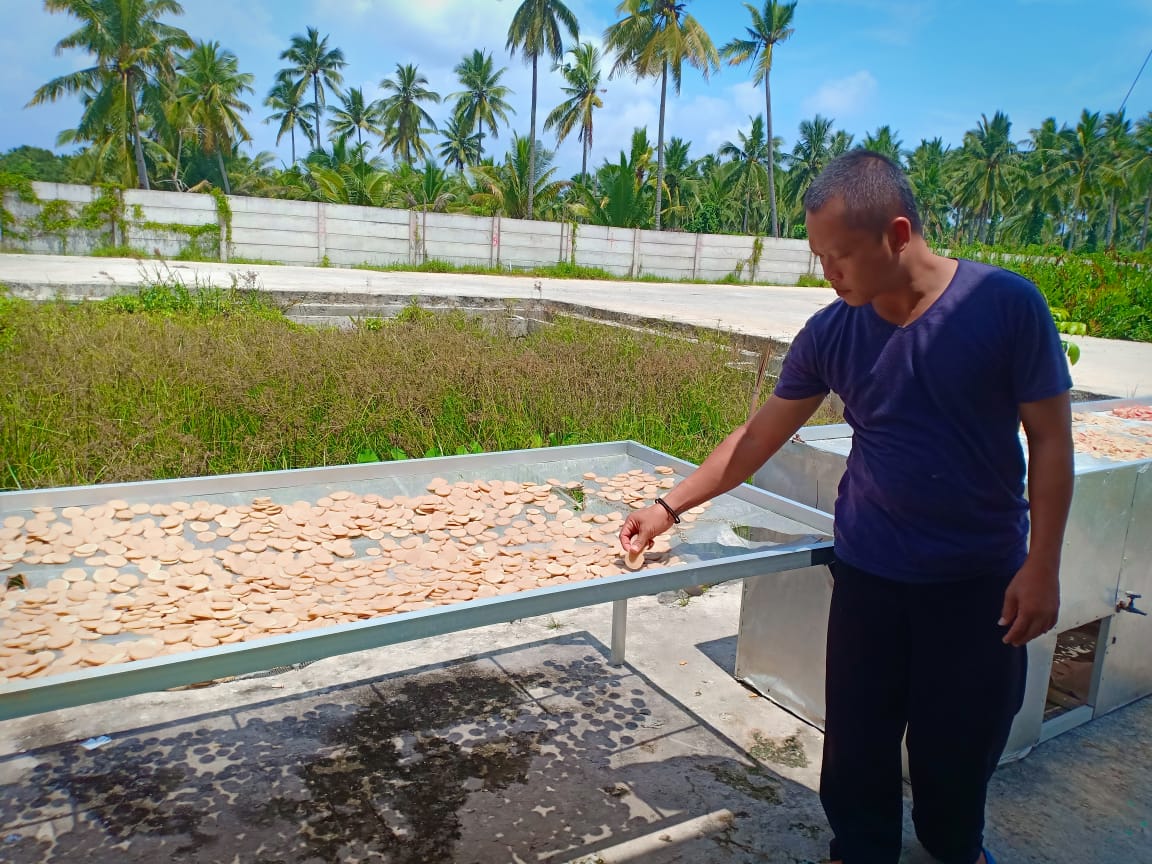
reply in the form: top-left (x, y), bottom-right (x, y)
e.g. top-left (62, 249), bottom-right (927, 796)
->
top-left (803, 150), bottom-right (923, 235)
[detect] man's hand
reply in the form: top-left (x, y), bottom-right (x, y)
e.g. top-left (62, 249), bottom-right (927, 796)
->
top-left (620, 505), bottom-right (675, 555)
top-left (1000, 557), bottom-right (1060, 646)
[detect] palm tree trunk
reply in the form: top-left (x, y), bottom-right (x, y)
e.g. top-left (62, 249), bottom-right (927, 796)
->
top-left (743, 176), bottom-right (751, 234)
top-left (1140, 189), bottom-right (1151, 250)
top-left (527, 54), bottom-right (538, 220)
top-left (313, 75), bottom-right (322, 150)
top-left (478, 121), bottom-right (485, 163)
top-left (765, 74), bottom-right (779, 238)
top-left (173, 132), bottom-right (185, 191)
top-left (216, 149), bottom-right (231, 195)
top-left (654, 59), bottom-right (668, 231)
top-left (126, 76), bottom-right (150, 191)
top-left (290, 125), bottom-right (297, 164)
top-left (581, 137), bottom-right (588, 185)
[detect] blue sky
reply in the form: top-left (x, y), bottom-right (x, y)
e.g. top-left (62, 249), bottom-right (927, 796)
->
top-left (2, 0), bottom-right (1150, 176)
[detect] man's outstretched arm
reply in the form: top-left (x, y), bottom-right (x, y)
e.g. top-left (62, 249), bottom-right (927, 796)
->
top-left (620, 393), bottom-right (827, 553)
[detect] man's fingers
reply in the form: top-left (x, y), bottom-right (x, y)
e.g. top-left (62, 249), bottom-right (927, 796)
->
top-left (1002, 614), bottom-right (1030, 646)
top-left (998, 591), bottom-right (1018, 629)
top-left (619, 518), bottom-right (648, 553)
top-left (629, 527), bottom-right (656, 554)
top-left (619, 506), bottom-right (673, 554)
top-left (1004, 611), bottom-right (1056, 647)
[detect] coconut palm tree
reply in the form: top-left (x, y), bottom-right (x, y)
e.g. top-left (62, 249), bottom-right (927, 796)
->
top-left (438, 115), bottom-right (482, 172)
top-left (1130, 111), bottom-right (1152, 250)
top-left (308, 163), bottom-right (390, 206)
top-left (379, 63), bottom-right (441, 166)
top-left (544, 42), bottom-right (604, 183)
top-left (328, 87), bottom-right (384, 148)
top-left (906, 138), bottom-right (951, 243)
top-left (450, 49), bottom-right (515, 162)
top-left (506, 0), bottom-right (580, 219)
top-left (660, 135), bottom-right (697, 228)
top-left (177, 41), bottom-right (254, 195)
top-left (1100, 110), bottom-right (1134, 248)
top-left (1058, 110), bottom-right (1110, 249)
top-left (784, 114), bottom-right (836, 209)
top-left (859, 125), bottom-right (906, 165)
top-left (953, 111), bottom-right (1018, 244)
top-left (578, 152), bottom-right (654, 228)
top-left (227, 148), bottom-right (278, 196)
top-left (720, 115), bottom-right (772, 233)
top-left (470, 134), bottom-right (569, 219)
top-left (279, 27), bottom-right (347, 150)
top-left (140, 80), bottom-right (195, 189)
top-left (720, 0), bottom-right (795, 237)
top-left (830, 129), bottom-right (854, 158)
top-left (408, 159), bottom-right (457, 260)
top-left (29, 0), bottom-right (194, 189)
top-left (264, 70), bottom-right (315, 164)
top-left (604, 0), bottom-right (719, 230)
top-left (1009, 117), bottom-right (1071, 248)
top-left (303, 135), bottom-right (377, 181)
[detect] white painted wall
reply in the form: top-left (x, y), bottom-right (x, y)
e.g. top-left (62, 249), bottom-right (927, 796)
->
top-left (1, 182), bottom-right (822, 284)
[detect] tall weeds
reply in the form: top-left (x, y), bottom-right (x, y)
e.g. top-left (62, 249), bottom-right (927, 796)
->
top-left (0, 290), bottom-right (834, 489)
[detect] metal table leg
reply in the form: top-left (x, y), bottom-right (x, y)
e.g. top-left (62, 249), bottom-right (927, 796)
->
top-left (611, 598), bottom-right (628, 665)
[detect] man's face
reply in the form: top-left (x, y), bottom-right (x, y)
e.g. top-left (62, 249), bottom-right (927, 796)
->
top-left (805, 198), bottom-right (897, 306)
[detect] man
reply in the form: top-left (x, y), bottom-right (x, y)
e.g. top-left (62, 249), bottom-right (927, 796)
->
top-left (621, 150), bottom-right (1074, 864)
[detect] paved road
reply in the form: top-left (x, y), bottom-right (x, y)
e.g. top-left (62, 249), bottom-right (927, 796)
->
top-left (2, 252), bottom-right (1149, 397)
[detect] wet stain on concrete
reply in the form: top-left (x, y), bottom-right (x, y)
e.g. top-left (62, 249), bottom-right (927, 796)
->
top-left (748, 730), bottom-right (810, 769)
top-left (0, 650), bottom-right (676, 864)
top-left (704, 762), bottom-right (782, 805)
top-left (240, 665), bottom-right (550, 864)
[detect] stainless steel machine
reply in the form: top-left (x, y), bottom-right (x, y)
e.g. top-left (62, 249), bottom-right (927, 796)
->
top-left (739, 397), bottom-right (1152, 762)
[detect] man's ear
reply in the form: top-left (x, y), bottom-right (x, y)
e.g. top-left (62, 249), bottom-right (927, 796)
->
top-left (887, 216), bottom-right (913, 253)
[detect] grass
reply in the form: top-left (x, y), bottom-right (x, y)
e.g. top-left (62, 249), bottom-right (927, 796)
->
top-left (352, 258), bottom-right (814, 287)
top-left (0, 280), bottom-right (841, 490)
top-left (74, 245), bottom-right (824, 287)
top-left (90, 244), bottom-right (154, 259)
top-left (795, 273), bottom-right (831, 288)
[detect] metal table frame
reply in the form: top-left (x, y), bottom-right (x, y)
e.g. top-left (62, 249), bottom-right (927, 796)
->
top-left (0, 441), bottom-right (834, 720)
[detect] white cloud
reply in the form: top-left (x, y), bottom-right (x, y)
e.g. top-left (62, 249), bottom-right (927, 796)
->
top-left (802, 71), bottom-right (877, 119)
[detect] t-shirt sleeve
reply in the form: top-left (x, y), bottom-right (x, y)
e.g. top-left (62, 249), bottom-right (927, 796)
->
top-left (774, 320), bottom-right (830, 400)
top-left (1010, 278), bottom-right (1074, 404)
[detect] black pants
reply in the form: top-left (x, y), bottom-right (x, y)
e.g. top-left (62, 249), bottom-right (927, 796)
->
top-left (821, 560), bottom-right (1028, 864)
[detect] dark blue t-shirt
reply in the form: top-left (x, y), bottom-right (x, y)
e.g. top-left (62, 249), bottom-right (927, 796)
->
top-left (774, 259), bottom-right (1073, 582)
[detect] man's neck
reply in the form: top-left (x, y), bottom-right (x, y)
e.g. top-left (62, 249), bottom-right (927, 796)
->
top-left (871, 245), bottom-right (958, 327)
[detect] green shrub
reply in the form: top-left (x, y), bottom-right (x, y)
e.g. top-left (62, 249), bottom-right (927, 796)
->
top-left (955, 246), bottom-right (1152, 343)
top-left (796, 273), bottom-right (830, 288)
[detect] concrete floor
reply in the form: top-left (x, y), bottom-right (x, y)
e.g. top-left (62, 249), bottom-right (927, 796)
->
top-left (1, 253), bottom-right (1150, 399)
top-left (1, 581), bottom-right (1148, 864)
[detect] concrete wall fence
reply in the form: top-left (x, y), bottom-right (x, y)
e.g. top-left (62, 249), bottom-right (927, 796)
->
top-left (2, 182), bottom-right (822, 285)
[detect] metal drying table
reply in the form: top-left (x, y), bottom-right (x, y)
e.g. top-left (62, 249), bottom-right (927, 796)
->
top-left (0, 441), bottom-right (834, 720)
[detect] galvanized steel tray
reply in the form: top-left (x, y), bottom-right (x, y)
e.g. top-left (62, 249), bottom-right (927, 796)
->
top-left (0, 441), bottom-right (834, 719)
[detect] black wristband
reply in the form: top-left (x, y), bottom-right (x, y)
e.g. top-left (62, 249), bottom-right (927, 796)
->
top-left (655, 497), bottom-right (681, 524)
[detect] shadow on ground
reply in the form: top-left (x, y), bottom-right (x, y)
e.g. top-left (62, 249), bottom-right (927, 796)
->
top-left (0, 633), bottom-right (831, 864)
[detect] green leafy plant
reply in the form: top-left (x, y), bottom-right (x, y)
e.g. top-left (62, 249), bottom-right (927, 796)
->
top-left (1051, 306), bottom-right (1086, 365)
top-left (796, 273), bottom-right (830, 288)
